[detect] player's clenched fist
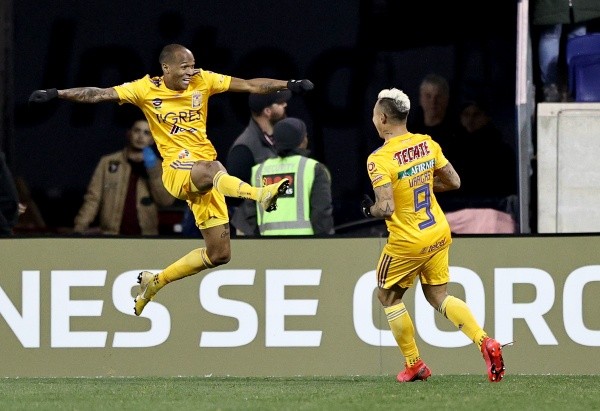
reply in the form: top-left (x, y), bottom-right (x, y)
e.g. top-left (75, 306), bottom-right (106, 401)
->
top-left (28, 88), bottom-right (58, 104)
top-left (361, 194), bottom-right (375, 218)
top-left (286, 79), bottom-right (314, 94)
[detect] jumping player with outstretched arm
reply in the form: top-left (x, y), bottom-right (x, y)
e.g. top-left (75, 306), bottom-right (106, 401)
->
top-left (29, 43), bottom-right (314, 316)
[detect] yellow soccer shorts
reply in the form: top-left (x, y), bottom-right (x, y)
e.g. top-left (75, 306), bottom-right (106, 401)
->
top-left (162, 162), bottom-right (229, 230)
top-left (376, 244), bottom-right (450, 289)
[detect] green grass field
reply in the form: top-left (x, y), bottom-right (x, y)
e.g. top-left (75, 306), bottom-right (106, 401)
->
top-left (1, 375), bottom-right (598, 410)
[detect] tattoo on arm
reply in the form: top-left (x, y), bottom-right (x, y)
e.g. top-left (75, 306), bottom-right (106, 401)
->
top-left (432, 176), bottom-right (447, 192)
top-left (372, 183), bottom-right (394, 218)
top-left (60, 87), bottom-right (118, 103)
top-left (433, 164), bottom-right (460, 192)
top-left (257, 82), bottom-right (280, 93)
top-left (221, 224), bottom-right (230, 238)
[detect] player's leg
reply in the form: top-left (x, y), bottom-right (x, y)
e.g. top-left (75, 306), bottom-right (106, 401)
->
top-left (376, 249), bottom-right (431, 382)
top-left (191, 160), bottom-right (289, 212)
top-left (420, 247), bottom-right (505, 382)
top-left (160, 191), bottom-right (231, 282)
top-left (133, 179), bottom-right (230, 316)
top-left (133, 247), bottom-right (216, 316)
top-left (133, 225), bottom-right (228, 316)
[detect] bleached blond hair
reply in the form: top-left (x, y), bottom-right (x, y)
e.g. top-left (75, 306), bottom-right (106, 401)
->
top-left (377, 88), bottom-right (410, 113)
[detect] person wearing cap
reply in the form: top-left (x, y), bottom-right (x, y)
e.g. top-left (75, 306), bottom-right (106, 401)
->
top-left (227, 90), bottom-right (292, 184)
top-left (225, 90), bottom-right (292, 235)
top-left (246, 117), bottom-right (334, 236)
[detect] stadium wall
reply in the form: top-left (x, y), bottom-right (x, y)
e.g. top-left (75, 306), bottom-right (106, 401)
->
top-left (14, 1), bottom-right (518, 230)
top-left (1, 236), bottom-right (598, 377)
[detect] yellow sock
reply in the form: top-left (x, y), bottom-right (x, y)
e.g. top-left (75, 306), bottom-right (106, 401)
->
top-left (213, 171), bottom-right (259, 200)
top-left (158, 248), bottom-right (214, 285)
top-left (384, 302), bottom-right (420, 367)
top-left (439, 295), bottom-right (488, 350)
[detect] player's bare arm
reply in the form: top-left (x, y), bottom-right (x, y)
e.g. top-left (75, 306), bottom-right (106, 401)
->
top-left (371, 183), bottom-right (395, 218)
top-left (433, 162), bottom-right (461, 192)
top-left (229, 77), bottom-right (314, 95)
top-left (29, 86), bottom-right (119, 105)
top-left (58, 87), bottom-right (119, 103)
top-left (229, 77), bottom-right (288, 94)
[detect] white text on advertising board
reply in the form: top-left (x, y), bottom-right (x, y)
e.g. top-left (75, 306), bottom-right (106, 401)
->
top-left (1, 267), bottom-right (599, 348)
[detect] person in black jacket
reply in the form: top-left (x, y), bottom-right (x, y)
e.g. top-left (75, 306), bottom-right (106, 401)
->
top-left (439, 99), bottom-right (517, 214)
top-left (406, 73), bottom-right (459, 153)
top-left (0, 151), bottom-right (20, 236)
top-left (225, 90), bottom-right (292, 235)
top-left (226, 90), bottom-right (292, 184)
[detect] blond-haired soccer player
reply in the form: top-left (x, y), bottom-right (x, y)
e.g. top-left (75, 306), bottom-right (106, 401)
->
top-left (362, 88), bottom-right (505, 383)
top-left (29, 43), bottom-right (314, 316)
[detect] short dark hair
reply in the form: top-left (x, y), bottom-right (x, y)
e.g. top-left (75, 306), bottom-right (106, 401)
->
top-left (159, 44), bottom-right (185, 65)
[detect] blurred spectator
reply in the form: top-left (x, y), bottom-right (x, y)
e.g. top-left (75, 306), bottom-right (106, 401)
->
top-left (440, 99), bottom-right (518, 226)
top-left (13, 176), bottom-right (47, 233)
top-left (224, 90), bottom-right (292, 236)
top-left (73, 118), bottom-right (175, 235)
top-left (239, 117), bottom-right (334, 236)
top-left (407, 73), bottom-right (459, 152)
top-left (0, 151), bottom-right (20, 236)
top-left (532, 0), bottom-right (600, 102)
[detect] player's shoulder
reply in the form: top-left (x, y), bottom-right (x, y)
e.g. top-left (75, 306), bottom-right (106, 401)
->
top-left (369, 143), bottom-right (385, 157)
top-left (197, 68), bottom-right (227, 77)
top-left (116, 74), bottom-right (158, 90)
top-left (193, 69), bottom-right (229, 85)
top-left (131, 74), bottom-right (165, 90)
top-left (146, 75), bottom-right (163, 87)
top-left (409, 131), bottom-right (433, 141)
top-left (366, 145), bottom-right (386, 168)
top-left (117, 74), bottom-right (149, 84)
top-left (410, 132), bottom-right (441, 150)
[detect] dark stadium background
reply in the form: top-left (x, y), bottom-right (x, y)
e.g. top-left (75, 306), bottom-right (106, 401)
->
top-left (8, 0), bottom-right (518, 232)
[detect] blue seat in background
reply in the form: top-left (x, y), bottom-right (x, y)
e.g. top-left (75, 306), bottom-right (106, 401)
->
top-left (573, 54), bottom-right (600, 102)
top-left (566, 33), bottom-right (600, 98)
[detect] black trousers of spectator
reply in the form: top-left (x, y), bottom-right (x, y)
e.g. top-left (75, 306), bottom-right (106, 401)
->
top-left (0, 152), bottom-right (19, 236)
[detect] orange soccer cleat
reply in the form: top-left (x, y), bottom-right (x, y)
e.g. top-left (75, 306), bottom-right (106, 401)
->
top-left (396, 359), bottom-right (432, 383)
top-left (481, 337), bottom-right (506, 382)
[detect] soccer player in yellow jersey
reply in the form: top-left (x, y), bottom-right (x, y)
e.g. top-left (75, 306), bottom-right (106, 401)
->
top-left (29, 43), bottom-right (314, 316)
top-left (362, 88), bottom-right (505, 383)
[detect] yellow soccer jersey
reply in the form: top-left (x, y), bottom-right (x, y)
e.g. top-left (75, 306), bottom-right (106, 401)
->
top-left (114, 70), bottom-right (231, 163)
top-left (366, 132), bottom-right (452, 258)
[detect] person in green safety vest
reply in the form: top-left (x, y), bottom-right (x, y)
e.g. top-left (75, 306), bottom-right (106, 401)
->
top-left (244, 117), bottom-right (334, 236)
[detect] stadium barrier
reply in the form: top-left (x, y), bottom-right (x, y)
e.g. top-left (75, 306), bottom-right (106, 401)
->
top-left (1, 236), bottom-right (598, 377)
